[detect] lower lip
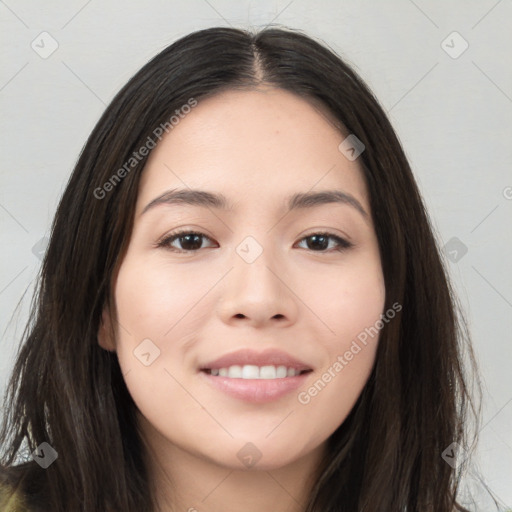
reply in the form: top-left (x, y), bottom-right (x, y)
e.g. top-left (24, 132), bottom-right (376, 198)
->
top-left (199, 370), bottom-right (311, 403)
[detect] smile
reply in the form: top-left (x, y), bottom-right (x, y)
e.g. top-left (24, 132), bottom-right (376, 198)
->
top-left (202, 365), bottom-right (311, 379)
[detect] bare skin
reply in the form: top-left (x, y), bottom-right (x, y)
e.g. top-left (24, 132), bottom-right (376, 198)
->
top-left (98, 87), bottom-right (385, 511)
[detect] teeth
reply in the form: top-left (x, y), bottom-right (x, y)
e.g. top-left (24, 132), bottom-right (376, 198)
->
top-left (242, 365), bottom-right (260, 379)
top-left (276, 366), bottom-right (287, 378)
top-left (259, 365), bottom-right (276, 379)
top-left (207, 365), bottom-right (305, 379)
top-left (228, 365), bottom-right (243, 378)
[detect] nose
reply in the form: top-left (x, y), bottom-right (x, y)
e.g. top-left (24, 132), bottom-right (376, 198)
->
top-left (217, 241), bottom-right (299, 328)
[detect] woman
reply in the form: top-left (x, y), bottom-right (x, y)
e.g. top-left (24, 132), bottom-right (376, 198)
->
top-left (0, 25), bottom-right (492, 511)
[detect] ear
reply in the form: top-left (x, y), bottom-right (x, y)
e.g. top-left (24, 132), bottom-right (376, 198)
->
top-left (97, 305), bottom-right (116, 352)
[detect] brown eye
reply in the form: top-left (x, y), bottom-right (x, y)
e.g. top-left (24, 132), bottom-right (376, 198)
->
top-left (296, 232), bottom-right (353, 252)
top-left (157, 230), bottom-right (352, 254)
top-left (158, 230), bottom-right (216, 252)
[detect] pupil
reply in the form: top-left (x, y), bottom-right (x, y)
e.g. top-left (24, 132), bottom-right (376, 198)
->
top-left (181, 234), bottom-right (202, 250)
top-left (308, 235), bottom-right (328, 251)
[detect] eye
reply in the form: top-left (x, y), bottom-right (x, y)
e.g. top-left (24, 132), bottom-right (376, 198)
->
top-left (156, 230), bottom-right (353, 253)
top-left (157, 230), bottom-right (216, 252)
top-left (295, 232), bottom-right (353, 252)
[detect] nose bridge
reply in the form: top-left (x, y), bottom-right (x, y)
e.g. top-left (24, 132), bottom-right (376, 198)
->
top-left (231, 230), bottom-right (282, 295)
top-left (217, 227), bottom-right (296, 324)
top-left (228, 203), bottom-right (280, 270)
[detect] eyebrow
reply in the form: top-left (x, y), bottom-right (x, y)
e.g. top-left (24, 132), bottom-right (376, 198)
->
top-left (141, 188), bottom-right (369, 220)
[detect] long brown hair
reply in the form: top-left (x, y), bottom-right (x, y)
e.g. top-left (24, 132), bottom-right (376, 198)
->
top-left (0, 25), bottom-right (491, 511)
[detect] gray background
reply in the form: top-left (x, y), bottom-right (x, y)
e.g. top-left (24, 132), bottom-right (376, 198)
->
top-left (1, 0), bottom-right (511, 508)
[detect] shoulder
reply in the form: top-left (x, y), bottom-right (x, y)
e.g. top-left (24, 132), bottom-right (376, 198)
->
top-left (0, 462), bottom-right (49, 512)
top-left (0, 466), bottom-right (30, 511)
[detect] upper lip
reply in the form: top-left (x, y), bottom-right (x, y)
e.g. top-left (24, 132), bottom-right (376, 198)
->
top-left (200, 348), bottom-right (313, 371)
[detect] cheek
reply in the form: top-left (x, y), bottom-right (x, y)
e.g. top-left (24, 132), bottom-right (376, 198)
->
top-left (299, 256), bottom-right (385, 405)
top-left (111, 257), bottom-right (208, 422)
top-left (114, 256), bottom-right (213, 334)
top-left (306, 256), bottom-right (386, 343)
top-left (296, 287), bottom-right (384, 439)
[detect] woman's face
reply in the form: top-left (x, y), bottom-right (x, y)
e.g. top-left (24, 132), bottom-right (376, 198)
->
top-left (99, 87), bottom-right (385, 470)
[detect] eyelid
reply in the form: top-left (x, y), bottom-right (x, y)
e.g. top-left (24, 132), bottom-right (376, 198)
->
top-left (300, 227), bottom-right (353, 244)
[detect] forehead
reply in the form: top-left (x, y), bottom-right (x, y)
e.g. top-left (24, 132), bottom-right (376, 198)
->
top-left (136, 88), bottom-right (369, 213)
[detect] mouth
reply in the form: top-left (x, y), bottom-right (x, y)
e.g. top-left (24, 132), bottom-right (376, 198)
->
top-left (201, 365), bottom-right (312, 379)
top-left (198, 348), bottom-right (314, 403)
top-left (199, 367), bottom-right (313, 403)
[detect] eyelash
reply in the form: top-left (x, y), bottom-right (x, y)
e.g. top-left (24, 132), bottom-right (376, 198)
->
top-left (156, 229), bottom-right (353, 254)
